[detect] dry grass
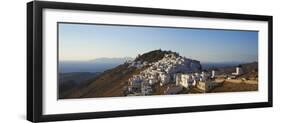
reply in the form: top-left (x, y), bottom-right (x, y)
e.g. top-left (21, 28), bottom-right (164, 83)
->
top-left (210, 80), bottom-right (258, 93)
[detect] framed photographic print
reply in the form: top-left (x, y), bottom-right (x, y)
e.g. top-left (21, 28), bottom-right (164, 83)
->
top-left (27, 1), bottom-right (273, 122)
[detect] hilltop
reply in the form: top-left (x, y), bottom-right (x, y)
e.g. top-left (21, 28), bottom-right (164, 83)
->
top-left (135, 50), bottom-right (179, 63)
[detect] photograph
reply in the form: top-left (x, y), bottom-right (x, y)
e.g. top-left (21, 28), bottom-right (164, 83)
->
top-left (26, 1), bottom-right (273, 122)
top-left (58, 22), bottom-right (259, 99)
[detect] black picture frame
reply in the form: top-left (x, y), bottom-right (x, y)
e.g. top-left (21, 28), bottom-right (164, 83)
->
top-left (27, 1), bottom-right (273, 122)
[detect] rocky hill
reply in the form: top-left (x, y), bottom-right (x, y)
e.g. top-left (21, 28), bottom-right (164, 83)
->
top-left (62, 50), bottom-right (202, 99)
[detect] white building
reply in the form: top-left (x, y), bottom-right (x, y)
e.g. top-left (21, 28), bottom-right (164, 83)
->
top-left (196, 81), bottom-right (220, 92)
top-left (194, 73), bottom-right (201, 81)
top-left (176, 73), bottom-right (195, 88)
top-left (159, 73), bottom-right (171, 86)
top-left (148, 79), bottom-right (157, 85)
top-left (232, 66), bottom-right (243, 75)
top-left (200, 71), bottom-right (210, 81)
top-left (211, 70), bottom-right (216, 78)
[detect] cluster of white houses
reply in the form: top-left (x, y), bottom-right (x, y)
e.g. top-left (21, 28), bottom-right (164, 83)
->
top-left (126, 53), bottom-right (223, 96)
top-left (126, 52), bottom-right (246, 96)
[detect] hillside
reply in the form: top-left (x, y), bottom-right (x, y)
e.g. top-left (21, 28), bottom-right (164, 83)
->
top-left (58, 72), bottom-right (100, 98)
top-left (62, 50), bottom-right (201, 99)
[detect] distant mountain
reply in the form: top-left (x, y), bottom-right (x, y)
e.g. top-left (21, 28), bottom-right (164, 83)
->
top-left (89, 57), bottom-right (133, 64)
top-left (62, 50), bottom-right (202, 99)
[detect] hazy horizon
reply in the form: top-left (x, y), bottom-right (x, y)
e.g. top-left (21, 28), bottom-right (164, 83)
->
top-left (59, 23), bottom-right (258, 63)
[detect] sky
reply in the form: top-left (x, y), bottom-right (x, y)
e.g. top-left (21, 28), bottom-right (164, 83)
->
top-left (58, 23), bottom-right (258, 63)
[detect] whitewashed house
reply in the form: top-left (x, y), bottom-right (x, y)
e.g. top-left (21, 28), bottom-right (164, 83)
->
top-left (176, 73), bottom-right (194, 88)
top-left (211, 70), bottom-right (216, 78)
top-left (196, 81), bottom-right (220, 92)
top-left (232, 66), bottom-right (243, 75)
top-left (148, 78), bottom-right (157, 85)
top-left (200, 71), bottom-right (210, 81)
top-left (159, 73), bottom-right (171, 86)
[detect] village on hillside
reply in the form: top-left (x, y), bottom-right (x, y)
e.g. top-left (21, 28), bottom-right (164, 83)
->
top-left (58, 22), bottom-right (259, 99)
top-left (124, 52), bottom-right (258, 96)
top-left (58, 50), bottom-right (258, 99)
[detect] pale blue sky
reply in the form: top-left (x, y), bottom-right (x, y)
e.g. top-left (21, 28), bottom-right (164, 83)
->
top-left (58, 23), bottom-right (258, 63)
